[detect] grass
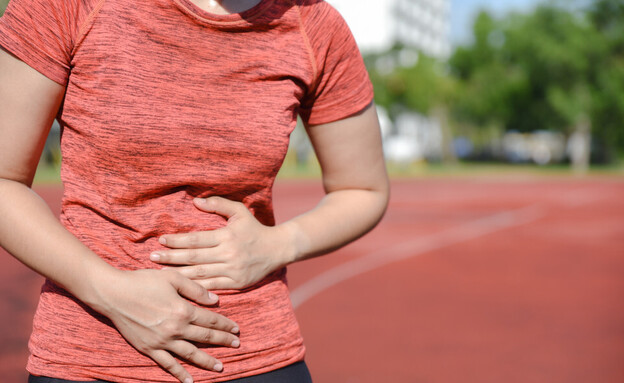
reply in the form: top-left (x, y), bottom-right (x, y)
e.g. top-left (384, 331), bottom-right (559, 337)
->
top-left (277, 149), bottom-right (624, 180)
top-left (384, 161), bottom-right (624, 179)
top-left (32, 162), bottom-right (62, 185)
top-left (32, 154), bottom-right (624, 187)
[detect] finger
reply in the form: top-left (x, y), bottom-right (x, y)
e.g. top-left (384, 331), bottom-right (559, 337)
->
top-left (148, 349), bottom-right (195, 383)
top-left (159, 228), bottom-right (229, 249)
top-left (183, 324), bottom-right (240, 348)
top-left (168, 271), bottom-right (219, 306)
top-left (194, 196), bottom-right (249, 219)
top-left (194, 277), bottom-right (241, 291)
top-left (173, 264), bottom-right (230, 280)
top-left (191, 305), bottom-right (239, 334)
top-left (150, 247), bottom-right (224, 265)
top-left (168, 340), bottom-right (224, 373)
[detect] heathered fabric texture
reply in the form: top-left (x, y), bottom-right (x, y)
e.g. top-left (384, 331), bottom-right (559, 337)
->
top-left (0, 0), bottom-right (373, 381)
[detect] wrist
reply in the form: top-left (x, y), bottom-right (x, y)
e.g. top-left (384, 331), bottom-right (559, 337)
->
top-left (70, 258), bottom-right (124, 316)
top-left (274, 221), bottom-right (308, 266)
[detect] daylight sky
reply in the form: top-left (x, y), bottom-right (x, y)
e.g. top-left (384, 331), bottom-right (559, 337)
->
top-left (451, 0), bottom-right (543, 44)
top-left (328, 0), bottom-right (547, 52)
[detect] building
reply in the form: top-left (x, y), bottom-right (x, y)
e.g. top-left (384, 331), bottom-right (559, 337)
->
top-left (327, 0), bottom-right (451, 59)
top-left (324, 0), bottom-right (453, 164)
top-left (394, 0), bottom-right (451, 59)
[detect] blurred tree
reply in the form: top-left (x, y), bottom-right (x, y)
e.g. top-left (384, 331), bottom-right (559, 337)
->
top-left (587, 0), bottom-right (624, 53)
top-left (585, 0), bottom-right (624, 159)
top-left (0, 0), bottom-right (8, 16)
top-left (453, 7), bottom-right (601, 130)
top-left (448, 3), bottom-right (624, 161)
top-left (365, 46), bottom-right (458, 162)
top-left (451, 11), bottom-right (500, 81)
top-left (365, 45), bottom-right (456, 119)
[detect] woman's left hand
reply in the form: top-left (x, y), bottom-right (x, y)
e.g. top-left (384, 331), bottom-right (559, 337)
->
top-left (150, 197), bottom-right (294, 290)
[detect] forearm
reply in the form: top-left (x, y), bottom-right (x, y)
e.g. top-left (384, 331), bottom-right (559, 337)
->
top-left (0, 178), bottom-right (119, 310)
top-left (277, 105), bottom-right (390, 266)
top-left (279, 185), bottom-right (389, 265)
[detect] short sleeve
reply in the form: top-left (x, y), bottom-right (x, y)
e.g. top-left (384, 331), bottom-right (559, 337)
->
top-left (298, 1), bottom-right (374, 125)
top-left (0, 0), bottom-right (82, 85)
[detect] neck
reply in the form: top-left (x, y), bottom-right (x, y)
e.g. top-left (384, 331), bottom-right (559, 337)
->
top-left (192, 0), bottom-right (263, 15)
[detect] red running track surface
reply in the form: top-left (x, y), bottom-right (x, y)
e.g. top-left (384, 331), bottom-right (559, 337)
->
top-left (1, 177), bottom-right (623, 382)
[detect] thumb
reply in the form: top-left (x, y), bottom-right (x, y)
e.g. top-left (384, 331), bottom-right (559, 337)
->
top-left (194, 196), bottom-right (247, 220)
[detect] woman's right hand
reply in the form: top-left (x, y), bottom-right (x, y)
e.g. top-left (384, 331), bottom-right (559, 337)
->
top-left (93, 268), bottom-right (240, 383)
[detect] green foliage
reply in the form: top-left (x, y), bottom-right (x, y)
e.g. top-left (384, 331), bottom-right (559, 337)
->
top-left (588, 0), bottom-right (624, 52)
top-left (366, 45), bottom-right (456, 119)
top-left (0, 0), bottom-right (8, 16)
top-left (585, 0), bottom-right (624, 156)
top-left (453, 6), bottom-right (605, 131)
top-left (365, 0), bottom-right (624, 160)
top-left (448, 0), bottom-right (624, 158)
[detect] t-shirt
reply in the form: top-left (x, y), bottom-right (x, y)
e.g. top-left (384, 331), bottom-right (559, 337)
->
top-left (0, 0), bottom-right (373, 381)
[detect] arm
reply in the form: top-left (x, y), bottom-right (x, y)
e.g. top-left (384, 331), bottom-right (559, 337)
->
top-left (152, 103), bottom-right (389, 289)
top-left (287, 103), bottom-right (390, 260)
top-left (0, 49), bottom-right (239, 383)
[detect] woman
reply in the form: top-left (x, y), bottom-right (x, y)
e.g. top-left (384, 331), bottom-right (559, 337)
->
top-left (0, 0), bottom-right (389, 382)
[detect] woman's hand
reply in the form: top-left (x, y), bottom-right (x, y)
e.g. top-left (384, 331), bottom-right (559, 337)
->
top-left (150, 197), bottom-right (294, 290)
top-left (94, 268), bottom-right (240, 383)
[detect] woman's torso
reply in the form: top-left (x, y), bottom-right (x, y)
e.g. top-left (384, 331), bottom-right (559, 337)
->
top-left (30, 0), bottom-right (315, 380)
top-left (0, 0), bottom-right (373, 379)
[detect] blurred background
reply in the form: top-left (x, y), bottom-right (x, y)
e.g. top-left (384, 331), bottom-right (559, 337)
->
top-left (1, 0), bottom-right (623, 176)
top-left (1, 0), bottom-right (623, 382)
top-left (320, 0), bottom-right (622, 175)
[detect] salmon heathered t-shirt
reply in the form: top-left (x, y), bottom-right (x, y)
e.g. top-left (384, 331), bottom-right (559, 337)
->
top-left (0, 0), bottom-right (373, 381)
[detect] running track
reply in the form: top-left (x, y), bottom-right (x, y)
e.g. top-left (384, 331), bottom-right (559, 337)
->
top-left (1, 177), bottom-right (623, 382)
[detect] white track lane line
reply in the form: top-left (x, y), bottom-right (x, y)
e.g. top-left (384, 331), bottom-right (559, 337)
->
top-left (290, 204), bottom-right (545, 309)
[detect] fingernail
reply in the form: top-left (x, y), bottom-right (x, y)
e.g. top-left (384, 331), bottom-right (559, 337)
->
top-left (231, 326), bottom-right (239, 334)
top-left (208, 292), bottom-right (218, 302)
top-left (213, 362), bottom-right (223, 372)
top-left (150, 252), bottom-right (161, 261)
top-left (194, 197), bottom-right (206, 204)
top-left (159, 237), bottom-right (167, 245)
top-left (231, 339), bottom-right (240, 347)
top-left (184, 378), bottom-right (193, 383)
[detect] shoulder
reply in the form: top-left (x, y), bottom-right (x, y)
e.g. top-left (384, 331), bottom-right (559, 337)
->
top-left (292, 0), bottom-right (347, 31)
top-left (291, 0), bottom-right (354, 52)
top-left (0, 0), bottom-right (104, 85)
top-left (1, 0), bottom-right (102, 29)
top-left (3, 0), bottom-right (101, 15)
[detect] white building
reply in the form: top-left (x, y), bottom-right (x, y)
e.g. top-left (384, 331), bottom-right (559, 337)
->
top-left (327, 0), bottom-right (451, 59)
top-left (326, 0), bottom-right (452, 164)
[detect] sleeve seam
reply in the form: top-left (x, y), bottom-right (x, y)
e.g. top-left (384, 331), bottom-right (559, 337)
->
top-left (292, 0), bottom-right (319, 93)
top-left (71, 0), bottom-right (107, 57)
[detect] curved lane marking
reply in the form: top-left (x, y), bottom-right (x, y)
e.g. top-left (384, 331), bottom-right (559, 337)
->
top-left (290, 204), bottom-right (545, 309)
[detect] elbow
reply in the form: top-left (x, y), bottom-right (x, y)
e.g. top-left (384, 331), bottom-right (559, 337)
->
top-left (374, 177), bottom-right (391, 225)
